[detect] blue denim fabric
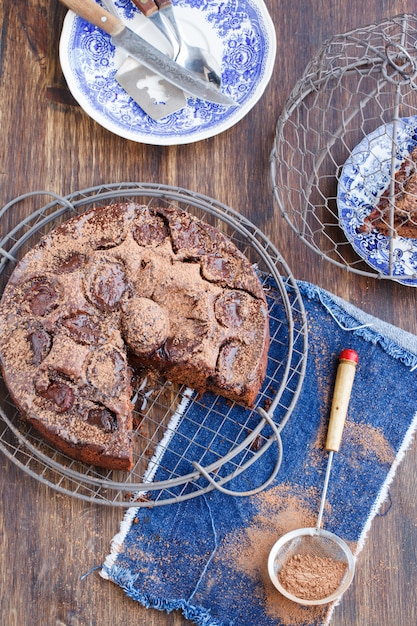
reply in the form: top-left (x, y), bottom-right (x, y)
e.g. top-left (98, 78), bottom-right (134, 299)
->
top-left (101, 281), bottom-right (417, 626)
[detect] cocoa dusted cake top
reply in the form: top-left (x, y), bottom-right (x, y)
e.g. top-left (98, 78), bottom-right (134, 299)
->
top-left (0, 202), bottom-right (270, 470)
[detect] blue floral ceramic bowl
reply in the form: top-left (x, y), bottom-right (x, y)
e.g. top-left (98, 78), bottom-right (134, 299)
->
top-left (59, 0), bottom-right (276, 145)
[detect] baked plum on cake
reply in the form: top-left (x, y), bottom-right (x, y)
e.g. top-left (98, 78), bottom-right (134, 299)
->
top-left (360, 145), bottom-right (417, 238)
top-left (0, 203), bottom-right (270, 470)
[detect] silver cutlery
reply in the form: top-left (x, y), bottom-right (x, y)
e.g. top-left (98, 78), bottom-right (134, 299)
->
top-left (128, 0), bottom-right (180, 58)
top-left (59, 0), bottom-right (237, 107)
top-left (131, 0), bottom-right (222, 87)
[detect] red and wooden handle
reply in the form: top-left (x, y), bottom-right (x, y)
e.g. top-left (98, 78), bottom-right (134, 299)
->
top-left (131, 0), bottom-right (173, 17)
top-left (131, 0), bottom-right (159, 17)
top-left (154, 0), bottom-right (173, 9)
top-left (325, 349), bottom-right (359, 453)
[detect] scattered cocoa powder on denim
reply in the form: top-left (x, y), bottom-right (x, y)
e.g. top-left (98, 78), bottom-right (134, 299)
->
top-left (221, 484), bottom-right (331, 625)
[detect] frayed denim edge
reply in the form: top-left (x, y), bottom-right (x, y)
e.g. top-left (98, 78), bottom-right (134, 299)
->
top-left (296, 280), bottom-right (417, 368)
top-left (101, 565), bottom-right (230, 626)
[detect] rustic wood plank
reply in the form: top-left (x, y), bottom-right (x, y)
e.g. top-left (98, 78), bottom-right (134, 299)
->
top-left (0, 1), bottom-right (416, 624)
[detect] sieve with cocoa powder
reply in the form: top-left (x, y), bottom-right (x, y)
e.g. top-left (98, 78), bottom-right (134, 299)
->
top-left (268, 349), bottom-right (358, 605)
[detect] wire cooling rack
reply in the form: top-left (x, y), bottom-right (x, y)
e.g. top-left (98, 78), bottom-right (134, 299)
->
top-left (0, 183), bottom-right (308, 507)
top-left (271, 13), bottom-right (417, 285)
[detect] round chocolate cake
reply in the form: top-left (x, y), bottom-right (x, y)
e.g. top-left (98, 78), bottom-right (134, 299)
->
top-left (0, 203), bottom-right (269, 470)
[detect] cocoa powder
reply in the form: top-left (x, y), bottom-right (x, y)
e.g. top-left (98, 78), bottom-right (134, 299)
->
top-left (278, 553), bottom-right (347, 601)
top-left (220, 484), bottom-right (332, 625)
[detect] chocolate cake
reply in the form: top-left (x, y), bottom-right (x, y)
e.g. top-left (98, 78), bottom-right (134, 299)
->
top-left (360, 145), bottom-right (417, 238)
top-left (0, 203), bottom-right (269, 470)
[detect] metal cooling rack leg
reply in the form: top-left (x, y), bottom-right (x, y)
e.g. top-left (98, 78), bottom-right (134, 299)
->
top-left (192, 409), bottom-right (283, 497)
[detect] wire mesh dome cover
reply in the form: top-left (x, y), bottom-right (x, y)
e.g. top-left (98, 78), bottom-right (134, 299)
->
top-left (271, 13), bottom-right (417, 285)
top-left (0, 184), bottom-right (307, 507)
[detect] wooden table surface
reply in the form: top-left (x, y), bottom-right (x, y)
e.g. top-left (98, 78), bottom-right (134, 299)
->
top-left (1, 1), bottom-right (416, 624)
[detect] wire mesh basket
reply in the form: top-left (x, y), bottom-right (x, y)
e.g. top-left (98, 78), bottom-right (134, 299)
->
top-left (0, 183), bottom-right (308, 507)
top-left (271, 13), bottom-right (417, 285)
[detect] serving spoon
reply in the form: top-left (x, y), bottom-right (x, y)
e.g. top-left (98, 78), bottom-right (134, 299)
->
top-left (132, 0), bottom-right (222, 87)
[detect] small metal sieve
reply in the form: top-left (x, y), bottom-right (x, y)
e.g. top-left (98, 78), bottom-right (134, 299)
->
top-left (268, 349), bottom-right (358, 605)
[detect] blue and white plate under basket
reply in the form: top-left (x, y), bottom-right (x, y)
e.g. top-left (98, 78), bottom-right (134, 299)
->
top-left (337, 116), bottom-right (417, 285)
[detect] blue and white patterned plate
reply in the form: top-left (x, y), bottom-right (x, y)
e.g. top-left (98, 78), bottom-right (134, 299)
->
top-left (59, 0), bottom-right (276, 145)
top-left (337, 116), bottom-right (417, 285)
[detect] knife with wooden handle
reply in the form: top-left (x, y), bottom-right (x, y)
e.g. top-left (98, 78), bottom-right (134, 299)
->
top-left (59, 0), bottom-right (236, 106)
